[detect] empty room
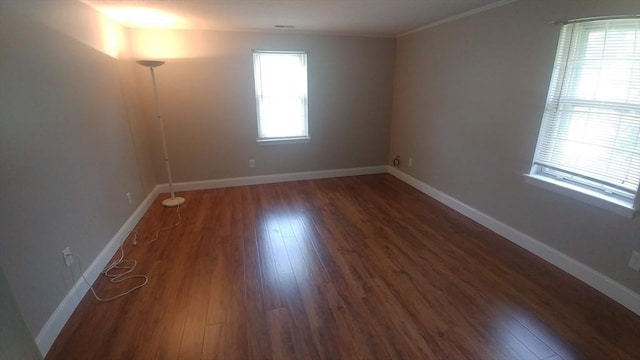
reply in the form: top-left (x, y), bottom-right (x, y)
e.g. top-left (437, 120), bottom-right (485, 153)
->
top-left (1, 0), bottom-right (639, 359)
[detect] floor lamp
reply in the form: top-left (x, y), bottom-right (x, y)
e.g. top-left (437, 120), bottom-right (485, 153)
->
top-left (137, 60), bottom-right (185, 207)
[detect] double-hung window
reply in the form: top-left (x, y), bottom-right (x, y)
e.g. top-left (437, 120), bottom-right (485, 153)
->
top-left (528, 18), bottom-right (640, 216)
top-left (253, 51), bottom-right (309, 142)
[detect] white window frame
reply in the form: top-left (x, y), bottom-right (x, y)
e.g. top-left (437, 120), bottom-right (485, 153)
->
top-left (526, 18), bottom-right (640, 218)
top-left (252, 50), bottom-right (309, 143)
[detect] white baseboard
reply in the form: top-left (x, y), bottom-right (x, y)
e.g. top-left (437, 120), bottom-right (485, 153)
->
top-left (37, 164), bottom-right (637, 358)
top-left (387, 166), bottom-right (640, 316)
top-left (35, 186), bottom-right (160, 357)
top-left (35, 165), bottom-right (386, 356)
top-left (157, 166), bottom-right (388, 193)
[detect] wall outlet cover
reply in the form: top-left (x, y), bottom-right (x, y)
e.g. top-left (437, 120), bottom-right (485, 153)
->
top-left (629, 251), bottom-right (640, 272)
top-left (62, 247), bottom-right (73, 267)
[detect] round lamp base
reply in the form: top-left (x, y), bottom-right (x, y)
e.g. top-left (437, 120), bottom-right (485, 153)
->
top-left (162, 196), bottom-right (185, 208)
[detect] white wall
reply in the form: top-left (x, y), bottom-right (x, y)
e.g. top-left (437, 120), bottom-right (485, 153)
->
top-left (0, 265), bottom-right (41, 359)
top-left (2, 0), bottom-right (637, 353)
top-left (390, 0), bottom-right (640, 294)
top-left (0, 0), bottom-right (395, 348)
top-left (0, 0), bottom-right (153, 338)
top-left (129, 29), bottom-right (396, 182)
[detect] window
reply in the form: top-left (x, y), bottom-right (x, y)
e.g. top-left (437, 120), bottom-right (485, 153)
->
top-left (528, 18), bottom-right (640, 216)
top-left (253, 51), bottom-right (309, 142)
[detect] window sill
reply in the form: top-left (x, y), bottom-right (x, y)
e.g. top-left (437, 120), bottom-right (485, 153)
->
top-left (257, 137), bottom-right (310, 145)
top-left (524, 174), bottom-right (636, 218)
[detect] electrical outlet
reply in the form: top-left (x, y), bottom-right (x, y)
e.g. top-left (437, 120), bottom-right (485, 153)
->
top-left (126, 192), bottom-right (133, 205)
top-left (62, 247), bottom-right (73, 267)
top-left (408, 157), bottom-right (413, 167)
top-left (393, 154), bottom-right (401, 167)
top-left (249, 159), bottom-right (255, 168)
top-left (629, 251), bottom-right (640, 272)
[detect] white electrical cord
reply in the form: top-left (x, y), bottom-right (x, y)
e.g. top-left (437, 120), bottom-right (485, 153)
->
top-left (132, 204), bottom-right (182, 246)
top-left (69, 236), bottom-right (148, 302)
top-left (67, 204), bottom-right (183, 302)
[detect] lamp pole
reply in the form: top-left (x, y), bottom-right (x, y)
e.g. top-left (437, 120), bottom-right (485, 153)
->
top-left (137, 60), bottom-right (185, 207)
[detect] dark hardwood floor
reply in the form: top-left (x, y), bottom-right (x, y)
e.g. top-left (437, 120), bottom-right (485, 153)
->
top-left (46, 174), bottom-right (640, 359)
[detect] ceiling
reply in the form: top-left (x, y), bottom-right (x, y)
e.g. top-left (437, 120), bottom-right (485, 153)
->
top-left (85, 0), bottom-right (511, 37)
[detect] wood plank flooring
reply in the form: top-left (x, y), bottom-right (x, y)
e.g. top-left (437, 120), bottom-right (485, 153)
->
top-left (46, 174), bottom-right (640, 359)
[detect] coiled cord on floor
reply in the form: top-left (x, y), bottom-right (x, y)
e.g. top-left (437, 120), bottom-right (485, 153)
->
top-left (69, 204), bottom-right (183, 302)
top-left (70, 235), bottom-right (148, 302)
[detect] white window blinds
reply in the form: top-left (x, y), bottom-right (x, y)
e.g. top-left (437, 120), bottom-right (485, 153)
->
top-left (531, 18), bottom-right (640, 206)
top-left (253, 51), bottom-right (308, 140)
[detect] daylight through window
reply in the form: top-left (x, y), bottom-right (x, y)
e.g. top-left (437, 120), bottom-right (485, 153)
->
top-left (253, 51), bottom-right (309, 141)
top-left (529, 18), bottom-right (640, 214)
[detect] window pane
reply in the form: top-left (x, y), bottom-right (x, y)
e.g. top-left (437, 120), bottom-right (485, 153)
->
top-left (253, 51), bottom-right (308, 140)
top-left (258, 97), bottom-right (306, 138)
top-left (531, 18), bottom-right (640, 207)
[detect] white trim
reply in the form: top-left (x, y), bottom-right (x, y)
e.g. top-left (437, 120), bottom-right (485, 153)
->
top-left (398, 0), bottom-right (520, 37)
top-left (257, 136), bottom-right (311, 145)
top-left (156, 166), bottom-right (388, 193)
top-left (387, 166), bottom-right (640, 316)
top-left (35, 186), bottom-right (160, 357)
top-left (36, 166), bottom-right (385, 356)
top-left (524, 174), bottom-right (636, 218)
top-left (38, 163), bottom-right (637, 358)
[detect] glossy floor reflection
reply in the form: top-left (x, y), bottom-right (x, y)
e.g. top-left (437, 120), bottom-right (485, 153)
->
top-left (47, 175), bottom-right (640, 359)
top-left (492, 306), bottom-right (574, 360)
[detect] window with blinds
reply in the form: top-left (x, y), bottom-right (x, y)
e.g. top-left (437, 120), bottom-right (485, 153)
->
top-left (253, 51), bottom-right (309, 141)
top-left (530, 18), bottom-right (640, 214)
